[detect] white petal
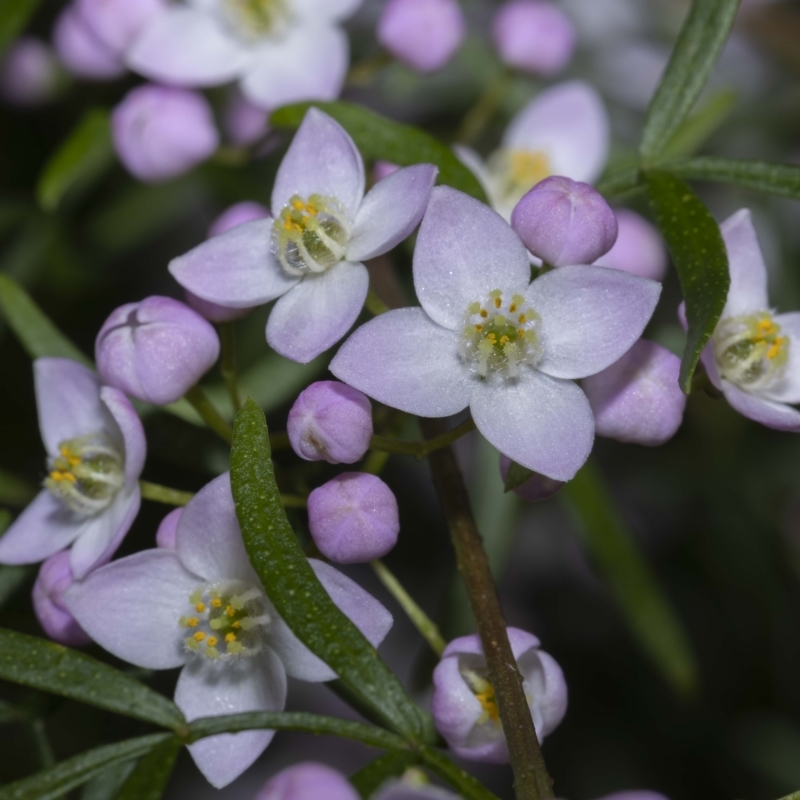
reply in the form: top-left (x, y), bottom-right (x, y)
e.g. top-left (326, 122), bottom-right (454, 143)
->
top-left (720, 209), bottom-right (770, 317)
top-left (470, 370), bottom-right (594, 481)
top-left (65, 550), bottom-right (198, 669)
top-left (292, 0), bottom-right (363, 22)
top-left (176, 649), bottom-right (287, 789)
top-left (413, 186), bottom-right (530, 330)
top-left (722, 380), bottom-right (800, 432)
top-left (330, 308), bottom-right (473, 417)
top-left (762, 312), bottom-right (800, 404)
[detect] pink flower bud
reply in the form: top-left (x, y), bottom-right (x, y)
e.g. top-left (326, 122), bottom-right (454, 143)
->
top-left (307, 473), bottom-right (399, 563)
top-left (33, 552), bottom-right (92, 646)
top-left (76, 0), bottom-right (165, 55)
top-left (208, 201), bottom-right (270, 238)
top-left (511, 175), bottom-right (618, 267)
top-left (112, 84), bottom-right (219, 183)
top-left (432, 628), bottom-right (567, 763)
top-left (155, 507), bottom-right (183, 550)
top-left (582, 339), bottom-right (686, 446)
top-left (594, 209), bottom-right (668, 281)
top-left (499, 455), bottom-right (564, 502)
top-left (1, 38), bottom-right (62, 107)
top-left (223, 88), bottom-right (270, 146)
top-left (377, 0), bottom-right (467, 74)
top-left (288, 381), bottom-right (373, 465)
top-left (95, 295), bottom-right (220, 405)
top-left (52, 4), bottom-right (125, 80)
top-left (255, 763), bottom-right (359, 800)
top-left (492, 1), bottom-right (576, 76)
top-left (374, 160), bottom-right (401, 182)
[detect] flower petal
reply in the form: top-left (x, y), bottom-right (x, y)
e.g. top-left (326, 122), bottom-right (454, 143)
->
top-left (292, 0), bottom-right (363, 22)
top-left (176, 473), bottom-right (257, 584)
top-left (762, 312), bottom-right (800, 404)
top-left (242, 25), bottom-right (349, 116)
top-left (0, 491), bottom-right (84, 566)
top-left (529, 265), bottom-right (661, 380)
top-left (64, 549), bottom-right (198, 668)
top-left (127, 6), bottom-right (249, 86)
top-left (169, 219), bottom-right (298, 308)
top-left (502, 80), bottom-right (609, 184)
top-left (34, 359), bottom-right (107, 455)
top-left (267, 559), bottom-right (393, 682)
top-left (720, 208), bottom-right (769, 317)
top-left (176, 648), bottom-right (287, 789)
top-left (347, 164), bottom-right (438, 262)
top-left (470, 370), bottom-right (594, 481)
top-left (330, 308), bottom-right (472, 417)
top-left (413, 186), bottom-right (530, 330)
top-left (266, 261), bottom-right (369, 364)
top-left (721, 380), bottom-right (800, 432)
top-left (100, 387), bottom-right (146, 485)
top-left (270, 106), bottom-right (364, 220)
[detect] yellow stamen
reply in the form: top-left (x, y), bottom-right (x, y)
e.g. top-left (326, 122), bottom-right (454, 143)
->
top-left (225, 633), bottom-right (237, 643)
top-left (193, 631), bottom-right (206, 642)
top-left (206, 636), bottom-right (218, 647)
top-left (767, 338), bottom-right (785, 360)
top-left (187, 617), bottom-right (199, 628)
top-left (195, 603), bottom-right (206, 613)
top-left (494, 296), bottom-right (502, 309)
top-left (225, 605), bottom-right (236, 617)
top-left (479, 309), bottom-right (488, 318)
top-left (211, 598), bottom-right (222, 608)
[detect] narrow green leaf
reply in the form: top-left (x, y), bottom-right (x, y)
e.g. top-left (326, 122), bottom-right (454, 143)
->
top-left (113, 738), bottom-right (181, 800)
top-left (80, 763), bottom-right (135, 800)
top-left (37, 109), bottom-right (114, 212)
top-left (663, 156), bottom-right (800, 199)
top-left (188, 710), bottom-right (408, 751)
top-left (777, 793), bottom-right (800, 800)
top-left (0, 733), bottom-right (171, 800)
top-left (562, 461), bottom-right (698, 696)
top-left (596, 165), bottom-right (643, 200)
top-left (0, 628), bottom-right (186, 731)
top-left (0, 275), bottom-right (92, 365)
top-left (419, 746), bottom-right (501, 800)
top-left (0, 0), bottom-right (41, 56)
top-left (350, 752), bottom-right (421, 798)
top-left (660, 89), bottom-right (738, 160)
top-left (230, 399), bottom-right (426, 740)
top-left (270, 101), bottom-right (488, 203)
top-left (640, 0), bottom-right (741, 162)
top-left (645, 171), bottom-right (729, 391)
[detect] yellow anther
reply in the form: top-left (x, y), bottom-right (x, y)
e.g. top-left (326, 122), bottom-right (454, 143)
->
top-left (767, 338), bottom-right (785, 360)
top-left (488, 333), bottom-right (497, 344)
top-left (195, 603), bottom-right (206, 613)
top-left (518, 328), bottom-right (526, 338)
top-left (494, 296), bottom-right (502, 309)
top-left (232, 620), bottom-right (241, 629)
top-left (225, 632), bottom-right (237, 643)
top-left (500, 335), bottom-right (510, 345)
top-left (187, 617), bottom-right (199, 628)
top-left (474, 324), bottom-right (483, 332)
top-left (509, 150), bottom-right (551, 187)
top-left (518, 314), bottom-right (526, 324)
top-left (226, 605), bottom-right (236, 617)
top-left (206, 636), bottom-right (218, 647)
top-left (211, 598), bottom-right (222, 608)
top-left (50, 470), bottom-right (77, 484)
top-left (291, 199), bottom-right (305, 210)
top-left (509, 303), bottom-right (517, 312)
top-left (193, 631), bottom-right (206, 642)
top-left (479, 309), bottom-right (488, 318)
top-left (476, 689), bottom-right (500, 722)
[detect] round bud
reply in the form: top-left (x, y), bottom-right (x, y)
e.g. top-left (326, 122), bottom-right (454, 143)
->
top-left (511, 175), bottom-right (618, 267)
top-left (582, 339), bottom-right (686, 446)
top-left (374, 160), bottom-right (400, 182)
top-left (111, 84), bottom-right (219, 183)
top-left (33, 552), bottom-right (92, 647)
top-left (492, 1), bottom-right (576, 76)
top-left (208, 201), bottom-right (270, 238)
top-left (594, 209), bottom-right (668, 281)
top-left (432, 628), bottom-right (567, 763)
top-left (499, 455), bottom-right (564, 502)
top-left (52, 5), bottom-right (125, 80)
top-left (377, 0), bottom-right (466, 74)
top-left (155, 507), bottom-right (183, 550)
top-left (224, 88), bottom-right (269, 146)
top-left (76, 0), bottom-right (165, 54)
top-left (255, 763), bottom-right (359, 800)
top-left (1, 38), bottom-right (62, 107)
top-left (307, 473), bottom-right (399, 564)
top-left (95, 295), bottom-right (220, 406)
top-left (288, 381), bottom-right (373, 465)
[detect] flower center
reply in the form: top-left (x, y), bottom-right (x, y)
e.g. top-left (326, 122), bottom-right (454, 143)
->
top-left (179, 581), bottom-right (270, 661)
top-left (459, 290), bottom-right (542, 378)
top-left (488, 148), bottom-right (552, 211)
top-left (460, 665), bottom-right (501, 724)
top-left (44, 434), bottom-right (124, 517)
top-left (713, 311), bottom-right (790, 391)
top-left (272, 193), bottom-right (351, 277)
top-left (221, 0), bottom-right (290, 41)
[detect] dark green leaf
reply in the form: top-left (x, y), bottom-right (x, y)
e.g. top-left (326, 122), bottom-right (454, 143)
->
top-left (419, 746), bottom-right (501, 800)
top-left (0, 274), bottom-right (92, 365)
top-left (0, 565), bottom-right (33, 608)
top-left (37, 109), bottom-right (114, 212)
top-left (0, 733), bottom-right (171, 800)
top-left (350, 752), bottom-right (421, 798)
top-left (113, 738), bottom-right (181, 800)
top-left (80, 763), bottom-right (135, 800)
top-left (562, 461), bottom-right (698, 696)
top-left (270, 101), bottom-right (488, 203)
top-left (230, 399), bottom-right (426, 741)
top-left (0, 468), bottom-right (37, 507)
top-left (188, 710), bottom-right (408, 751)
top-left (640, 0), bottom-right (741, 162)
top-left (503, 461), bottom-right (535, 493)
top-left (596, 165), bottom-right (643, 200)
top-left (0, 628), bottom-right (186, 731)
top-left (660, 89), bottom-right (738, 160)
top-left (663, 156), bottom-right (800, 199)
top-left (777, 793), bottom-right (800, 800)
top-left (0, 698), bottom-right (30, 725)
top-left (645, 171), bottom-right (729, 391)
top-left (0, 0), bottom-right (41, 56)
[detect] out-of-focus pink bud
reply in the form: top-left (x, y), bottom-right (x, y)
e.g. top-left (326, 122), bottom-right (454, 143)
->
top-left (582, 339), bottom-right (686, 446)
top-left (223, 88), bottom-right (270, 146)
top-left (52, 4), bottom-right (125, 80)
top-left (288, 381), bottom-right (373, 465)
top-left (255, 763), bottom-right (359, 800)
top-left (377, 0), bottom-right (467, 74)
top-left (0, 38), bottom-right (62, 107)
top-left (492, 1), bottom-right (576, 76)
top-left (594, 209), bottom-right (669, 281)
top-left (76, 0), bottom-right (166, 54)
top-left (511, 175), bottom-right (618, 266)
top-left (374, 160), bottom-right (401, 182)
top-left (499, 455), bottom-right (564, 502)
top-left (308, 473), bottom-right (399, 563)
top-left (208, 201), bottom-right (270, 238)
top-left (33, 552), bottom-right (92, 646)
top-left (112, 84), bottom-right (219, 183)
top-left (155, 507), bottom-right (183, 550)
top-left (95, 295), bottom-right (220, 405)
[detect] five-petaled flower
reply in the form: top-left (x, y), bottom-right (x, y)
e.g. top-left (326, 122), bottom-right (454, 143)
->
top-left (170, 108), bottom-right (438, 363)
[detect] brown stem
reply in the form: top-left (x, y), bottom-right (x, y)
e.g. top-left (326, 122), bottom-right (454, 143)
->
top-left (420, 417), bottom-right (554, 800)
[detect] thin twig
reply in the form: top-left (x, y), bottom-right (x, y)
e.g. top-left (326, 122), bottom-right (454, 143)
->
top-left (370, 418), bottom-right (476, 459)
top-left (185, 385), bottom-right (234, 443)
top-left (220, 322), bottom-right (242, 413)
top-left (139, 481), bottom-right (195, 507)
